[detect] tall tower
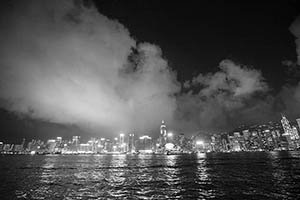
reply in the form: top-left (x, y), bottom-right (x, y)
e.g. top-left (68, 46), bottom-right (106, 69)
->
top-left (281, 114), bottom-right (293, 137)
top-left (160, 120), bottom-right (167, 145)
top-left (128, 133), bottom-right (135, 153)
top-left (292, 126), bottom-right (300, 140)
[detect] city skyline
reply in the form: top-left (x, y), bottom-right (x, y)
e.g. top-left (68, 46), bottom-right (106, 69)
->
top-left (1, 1), bottom-right (300, 199)
top-left (1, 114), bottom-right (300, 154)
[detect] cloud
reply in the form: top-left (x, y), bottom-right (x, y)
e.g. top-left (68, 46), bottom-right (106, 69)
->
top-left (290, 15), bottom-right (300, 65)
top-left (1, 0), bottom-right (300, 139)
top-left (0, 0), bottom-right (180, 136)
top-left (176, 60), bottom-right (272, 133)
top-left (187, 60), bottom-right (268, 97)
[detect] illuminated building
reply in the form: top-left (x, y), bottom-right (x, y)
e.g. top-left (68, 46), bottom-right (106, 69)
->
top-left (292, 126), bottom-right (299, 140)
top-left (280, 114), bottom-right (295, 148)
top-left (120, 133), bottom-right (124, 144)
top-left (3, 144), bottom-right (11, 152)
top-left (281, 114), bottom-right (293, 137)
top-left (195, 140), bottom-right (204, 152)
top-left (128, 133), bottom-right (135, 153)
top-left (105, 139), bottom-right (112, 152)
top-left (159, 120), bottom-right (167, 146)
top-left (56, 137), bottom-right (62, 143)
top-left (89, 138), bottom-right (97, 153)
top-left (292, 126), bottom-right (300, 147)
top-left (138, 135), bottom-right (152, 153)
top-left (97, 138), bottom-right (106, 153)
top-left (167, 132), bottom-right (173, 143)
top-left (119, 133), bottom-right (126, 152)
top-left (47, 139), bottom-right (57, 153)
top-left (72, 136), bottom-right (80, 146)
top-left (79, 143), bottom-right (92, 153)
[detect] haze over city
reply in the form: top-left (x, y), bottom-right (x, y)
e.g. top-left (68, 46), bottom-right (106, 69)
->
top-left (0, 0), bottom-right (300, 142)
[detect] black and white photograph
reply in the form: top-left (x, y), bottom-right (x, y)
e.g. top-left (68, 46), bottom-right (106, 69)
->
top-left (0, 0), bottom-right (300, 199)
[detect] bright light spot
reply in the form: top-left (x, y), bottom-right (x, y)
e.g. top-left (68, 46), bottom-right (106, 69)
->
top-left (165, 143), bottom-right (175, 150)
top-left (114, 137), bottom-right (118, 141)
top-left (167, 132), bottom-right (173, 137)
top-left (120, 133), bottom-right (124, 137)
top-left (139, 135), bottom-right (151, 140)
top-left (100, 138), bottom-right (105, 141)
top-left (120, 143), bottom-right (126, 147)
top-left (139, 149), bottom-right (153, 154)
top-left (196, 140), bottom-right (204, 145)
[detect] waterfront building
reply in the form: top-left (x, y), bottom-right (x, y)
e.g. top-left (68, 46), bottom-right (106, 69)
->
top-left (159, 120), bottom-right (167, 146)
top-left (128, 133), bottom-right (135, 153)
top-left (47, 139), bottom-right (57, 153)
top-left (119, 133), bottom-right (126, 152)
top-left (72, 136), bottom-right (80, 146)
top-left (138, 135), bottom-right (152, 153)
top-left (281, 114), bottom-right (297, 149)
top-left (292, 126), bottom-right (299, 140)
top-left (281, 114), bottom-right (293, 137)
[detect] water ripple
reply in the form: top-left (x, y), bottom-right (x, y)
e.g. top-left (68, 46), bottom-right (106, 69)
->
top-left (0, 152), bottom-right (299, 199)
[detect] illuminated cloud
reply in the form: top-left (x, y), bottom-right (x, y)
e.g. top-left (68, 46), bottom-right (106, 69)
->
top-left (176, 60), bottom-right (272, 133)
top-left (1, 0), bottom-right (300, 139)
top-left (0, 0), bottom-right (179, 136)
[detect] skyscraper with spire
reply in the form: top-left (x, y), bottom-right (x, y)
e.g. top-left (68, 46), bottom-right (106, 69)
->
top-left (159, 120), bottom-right (167, 146)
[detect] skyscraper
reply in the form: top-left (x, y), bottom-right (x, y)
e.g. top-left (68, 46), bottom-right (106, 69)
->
top-left (119, 133), bottom-right (125, 152)
top-left (292, 126), bottom-right (300, 140)
top-left (281, 114), bottom-right (293, 137)
top-left (159, 120), bottom-right (167, 146)
top-left (138, 135), bottom-right (152, 153)
top-left (281, 114), bottom-right (294, 148)
top-left (128, 133), bottom-right (135, 153)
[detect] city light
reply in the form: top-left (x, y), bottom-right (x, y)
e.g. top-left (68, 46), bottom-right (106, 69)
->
top-left (165, 143), bottom-right (175, 150)
top-left (196, 140), bottom-right (204, 146)
top-left (1, 115), bottom-right (300, 155)
top-left (120, 143), bottom-right (126, 147)
top-left (139, 136), bottom-right (151, 140)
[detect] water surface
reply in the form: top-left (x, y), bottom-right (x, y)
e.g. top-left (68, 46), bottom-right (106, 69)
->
top-left (0, 151), bottom-right (300, 199)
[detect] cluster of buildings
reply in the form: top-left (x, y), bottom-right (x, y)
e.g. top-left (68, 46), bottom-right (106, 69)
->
top-left (209, 115), bottom-right (300, 152)
top-left (1, 115), bottom-right (300, 155)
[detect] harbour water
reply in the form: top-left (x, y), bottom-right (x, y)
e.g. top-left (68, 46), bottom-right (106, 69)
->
top-left (0, 151), bottom-right (300, 199)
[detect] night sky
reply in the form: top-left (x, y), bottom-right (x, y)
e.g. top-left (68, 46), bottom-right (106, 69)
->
top-left (0, 0), bottom-right (300, 143)
top-left (95, 0), bottom-right (300, 89)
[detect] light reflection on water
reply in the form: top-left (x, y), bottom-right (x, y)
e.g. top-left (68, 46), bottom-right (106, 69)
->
top-left (0, 151), bottom-right (300, 199)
